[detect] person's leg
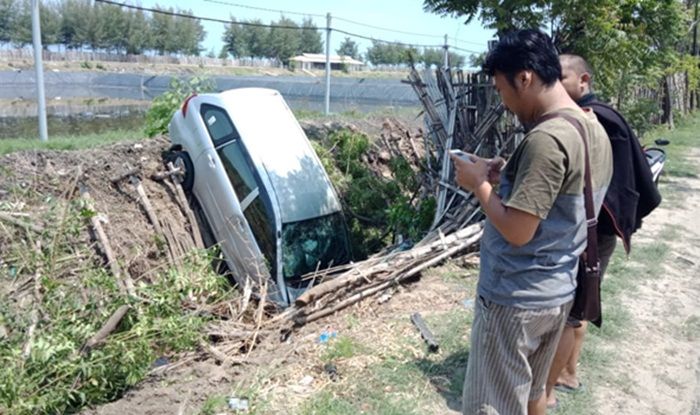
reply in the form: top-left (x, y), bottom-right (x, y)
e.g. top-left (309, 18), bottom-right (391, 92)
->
top-left (556, 234), bottom-right (617, 390)
top-left (463, 298), bottom-right (565, 415)
top-left (545, 320), bottom-right (578, 406)
top-left (558, 321), bottom-right (588, 387)
top-left (528, 393), bottom-right (547, 415)
top-left (529, 301), bottom-right (572, 415)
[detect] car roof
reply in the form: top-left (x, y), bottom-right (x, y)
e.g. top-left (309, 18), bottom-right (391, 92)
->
top-left (204, 88), bottom-right (341, 223)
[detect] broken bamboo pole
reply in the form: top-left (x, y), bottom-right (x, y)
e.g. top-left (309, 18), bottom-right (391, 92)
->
top-left (79, 184), bottom-right (136, 297)
top-left (81, 305), bottom-right (130, 353)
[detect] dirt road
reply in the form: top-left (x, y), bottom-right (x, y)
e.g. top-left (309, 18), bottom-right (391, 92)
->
top-left (592, 149), bottom-right (700, 414)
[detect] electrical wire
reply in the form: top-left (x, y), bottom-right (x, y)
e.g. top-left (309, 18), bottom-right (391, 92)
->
top-left (333, 16), bottom-right (445, 39)
top-left (96, 0), bottom-right (485, 53)
top-left (331, 28), bottom-right (443, 49)
top-left (203, 0), bottom-right (325, 18)
top-left (94, 0), bottom-right (304, 30)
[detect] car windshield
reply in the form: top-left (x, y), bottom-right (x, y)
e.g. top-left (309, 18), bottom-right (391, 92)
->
top-left (281, 213), bottom-right (350, 279)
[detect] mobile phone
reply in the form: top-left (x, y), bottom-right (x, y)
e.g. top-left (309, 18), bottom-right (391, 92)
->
top-left (449, 149), bottom-right (473, 163)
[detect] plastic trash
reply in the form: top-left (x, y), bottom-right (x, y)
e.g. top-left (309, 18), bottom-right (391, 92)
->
top-left (318, 329), bottom-right (337, 343)
top-left (462, 298), bottom-right (475, 309)
top-left (228, 397), bottom-right (249, 412)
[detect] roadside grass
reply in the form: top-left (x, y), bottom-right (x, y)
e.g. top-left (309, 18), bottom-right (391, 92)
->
top-left (643, 114), bottom-right (700, 179)
top-left (298, 263), bottom-right (478, 415)
top-left (294, 105), bottom-right (421, 122)
top-left (0, 128), bottom-right (145, 155)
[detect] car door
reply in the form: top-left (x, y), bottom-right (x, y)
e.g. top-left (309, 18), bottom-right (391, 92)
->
top-left (197, 104), bottom-right (267, 282)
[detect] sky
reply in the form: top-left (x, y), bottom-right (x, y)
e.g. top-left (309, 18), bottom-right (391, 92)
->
top-left (135, 0), bottom-right (495, 59)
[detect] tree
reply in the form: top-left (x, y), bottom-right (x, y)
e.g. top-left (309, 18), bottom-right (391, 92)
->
top-left (0, 0), bottom-right (17, 45)
top-left (174, 10), bottom-right (205, 56)
top-left (267, 16), bottom-right (300, 64)
top-left (59, 0), bottom-right (89, 49)
top-left (125, 9), bottom-right (149, 55)
top-left (97, 2), bottom-right (128, 52)
top-left (222, 18), bottom-right (250, 58)
top-left (423, 0), bottom-right (687, 109)
top-left (337, 37), bottom-right (359, 59)
top-left (299, 17), bottom-right (322, 54)
top-left (367, 41), bottom-right (417, 65)
top-left (10, 0), bottom-right (31, 47)
top-left (149, 6), bottom-right (177, 55)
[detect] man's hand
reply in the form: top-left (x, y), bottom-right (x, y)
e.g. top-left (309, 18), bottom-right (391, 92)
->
top-left (486, 157), bottom-right (506, 185)
top-left (451, 152), bottom-right (489, 192)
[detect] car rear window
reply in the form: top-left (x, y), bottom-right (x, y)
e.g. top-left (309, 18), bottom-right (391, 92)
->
top-left (200, 104), bottom-right (240, 147)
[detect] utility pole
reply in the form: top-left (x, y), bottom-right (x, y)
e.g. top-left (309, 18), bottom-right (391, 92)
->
top-left (693, 0), bottom-right (699, 57)
top-left (32, 0), bottom-right (48, 142)
top-left (324, 12), bottom-right (331, 115)
top-left (693, 0), bottom-right (698, 110)
top-left (443, 34), bottom-right (449, 68)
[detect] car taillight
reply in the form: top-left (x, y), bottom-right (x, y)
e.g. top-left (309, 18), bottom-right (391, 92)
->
top-left (182, 94), bottom-right (197, 117)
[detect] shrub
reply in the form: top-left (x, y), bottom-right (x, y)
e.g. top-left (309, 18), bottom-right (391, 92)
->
top-left (144, 77), bottom-right (216, 137)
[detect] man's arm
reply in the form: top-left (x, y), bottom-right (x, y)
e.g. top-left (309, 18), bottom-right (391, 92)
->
top-left (452, 155), bottom-right (541, 247)
top-left (473, 181), bottom-right (541, 247)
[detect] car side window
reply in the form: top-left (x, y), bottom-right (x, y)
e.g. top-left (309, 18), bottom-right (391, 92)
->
top-left (217, 140), bottom-right (277, 278)
top-left (200, 104), bottom-right (240, 147)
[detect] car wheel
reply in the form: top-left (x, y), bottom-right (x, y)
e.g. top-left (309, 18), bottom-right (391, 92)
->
top-left (167, 151), bottom-right (194, 192)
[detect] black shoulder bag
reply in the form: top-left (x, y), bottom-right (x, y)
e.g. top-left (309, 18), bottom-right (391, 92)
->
top-left (536, 112), bottom-right (603, 327)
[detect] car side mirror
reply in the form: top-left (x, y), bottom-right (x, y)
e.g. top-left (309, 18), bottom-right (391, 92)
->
top-left (654, 138), bottom-right (670, 146)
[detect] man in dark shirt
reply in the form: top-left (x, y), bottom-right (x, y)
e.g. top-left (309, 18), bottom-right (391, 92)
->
top-left (545, 54), bottom-right (662, 409)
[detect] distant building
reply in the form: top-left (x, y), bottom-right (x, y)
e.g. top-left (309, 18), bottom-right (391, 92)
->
top-left (289, 53), bottom-right (365, 72)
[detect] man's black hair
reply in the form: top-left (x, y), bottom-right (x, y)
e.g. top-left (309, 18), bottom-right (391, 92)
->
top-left (482, 29), bottom-right (561, 88)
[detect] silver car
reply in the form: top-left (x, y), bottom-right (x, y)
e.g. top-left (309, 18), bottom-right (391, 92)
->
top-left (167, 88), bottom-right (351, 306)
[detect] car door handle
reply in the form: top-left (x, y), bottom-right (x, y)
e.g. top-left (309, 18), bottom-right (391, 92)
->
top-left (207, 154), bottom-right (216, 169)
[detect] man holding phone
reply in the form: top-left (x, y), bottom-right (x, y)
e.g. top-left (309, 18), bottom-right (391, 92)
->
top-left (452, 29), bottom-right (612, 415)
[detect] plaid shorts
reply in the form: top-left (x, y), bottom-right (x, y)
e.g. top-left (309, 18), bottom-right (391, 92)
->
top-left (462, 296), bottom-right (572, 415)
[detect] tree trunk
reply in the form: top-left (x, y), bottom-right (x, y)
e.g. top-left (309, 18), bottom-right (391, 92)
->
top-left (662, 75), bottom-right (674, 130)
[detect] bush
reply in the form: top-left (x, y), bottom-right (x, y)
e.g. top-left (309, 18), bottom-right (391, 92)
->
top-left (144, 77), bottom-right (216, 137)
top-left (314, 129), bottom-right (435, 259)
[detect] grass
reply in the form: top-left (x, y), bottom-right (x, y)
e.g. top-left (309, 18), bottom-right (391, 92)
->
top-left (0, 128), bottom-right (145, 155)
top-left (294, 112), bottom-right (700, 415)
top-left (297, 268), bottom-right (477, 415)
top-left (643, 113), bottom-right (700, 179)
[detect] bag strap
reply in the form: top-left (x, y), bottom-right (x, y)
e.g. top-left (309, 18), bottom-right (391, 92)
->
top-left (534, 112), bottom-right (599, 271)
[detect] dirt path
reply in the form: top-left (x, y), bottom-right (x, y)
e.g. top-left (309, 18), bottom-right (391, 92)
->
top-left (593, 149), bottom-right (700, 415)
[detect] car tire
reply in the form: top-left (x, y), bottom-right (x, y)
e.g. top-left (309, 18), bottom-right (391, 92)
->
top-left (166, 151), bottom-right (194, 192)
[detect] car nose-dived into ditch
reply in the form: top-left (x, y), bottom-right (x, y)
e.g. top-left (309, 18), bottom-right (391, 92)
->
top-left (167, 88), bottom-right (351, 306)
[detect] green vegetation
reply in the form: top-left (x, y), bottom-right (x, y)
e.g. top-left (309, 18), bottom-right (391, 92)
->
top-left (144, 76), bottom-right (216, 137)
top-left (0, 128), bottom-right (143, 155)
top-left (0, 188), bottom-right (231, 413)
top-left (300, 267), bottom-right (477, 415)
top-left (424, 0), bottom-right (699, 134)
top-left (0, 0), bottom-right (204, 56)
top-left (222, 17), bottom-right (323, 64)
top-left (643, 114), bottom-right (700, 179)
top-left (313, 128), bottom-right (435, 258)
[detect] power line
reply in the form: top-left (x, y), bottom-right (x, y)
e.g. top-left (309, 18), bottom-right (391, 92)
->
top-left (203, 0), bottom-right (325, 18)
top-left (332, 28), bottom-right (443, 49)
top-left (94, 0), bottom-right (304, 30)
top-left (448, 36), bottom-right (487, 47)
top-left (451, 45), bottom-right (482, 54)
top-left (333, 16), bottom-right (445, 39)
top-left (96, 0), bottom-right (482, 54)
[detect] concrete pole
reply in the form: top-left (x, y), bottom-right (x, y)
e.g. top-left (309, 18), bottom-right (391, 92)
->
top-left (443, 34), bottom-right (449, 68)
top-left (32, 0), bottom-right (48, 142)
top-left (324, 12), bottom-right (331, 115)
